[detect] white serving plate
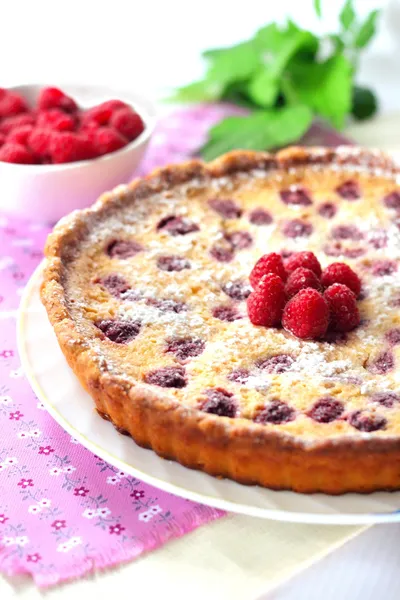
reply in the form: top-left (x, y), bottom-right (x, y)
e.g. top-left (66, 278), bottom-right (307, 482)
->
top-left (17, 264), bottom-right (400, 525)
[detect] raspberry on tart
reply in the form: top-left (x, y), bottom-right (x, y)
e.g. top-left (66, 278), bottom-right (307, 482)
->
top-left (41, 147), bottom-right (400, 495)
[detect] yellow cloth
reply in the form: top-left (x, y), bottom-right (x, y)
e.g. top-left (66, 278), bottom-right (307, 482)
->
top-left (0, 516), bottom-right (366, 600)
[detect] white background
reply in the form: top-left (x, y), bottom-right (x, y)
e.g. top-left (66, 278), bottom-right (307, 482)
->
top-left (1, 0), bottom-right (400, 113)
top-left (1, 1), bottom-right (400, 598)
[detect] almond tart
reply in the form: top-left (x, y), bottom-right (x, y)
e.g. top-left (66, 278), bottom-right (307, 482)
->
top-left (41, 147), bottom-right (400, 494)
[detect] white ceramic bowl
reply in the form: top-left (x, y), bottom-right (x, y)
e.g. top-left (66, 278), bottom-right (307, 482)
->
top-left (0, 83), bottom-right (157, 223)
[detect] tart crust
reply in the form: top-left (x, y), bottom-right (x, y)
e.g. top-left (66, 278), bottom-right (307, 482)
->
top-left (41, 147), bottom-right (400, 494)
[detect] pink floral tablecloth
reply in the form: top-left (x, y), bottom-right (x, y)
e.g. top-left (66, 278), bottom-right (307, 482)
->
top-left (0, 104), bottom-right (349, 587)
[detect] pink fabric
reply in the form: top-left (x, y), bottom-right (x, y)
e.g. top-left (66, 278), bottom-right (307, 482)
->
top-left (0, 105), bottom-right (241, 588)
top-left (0, 104), bottom-right (350, 587)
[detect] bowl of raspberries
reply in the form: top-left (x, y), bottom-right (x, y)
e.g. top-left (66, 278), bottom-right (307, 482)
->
top-left (0, 84), bottom-right (156, 222)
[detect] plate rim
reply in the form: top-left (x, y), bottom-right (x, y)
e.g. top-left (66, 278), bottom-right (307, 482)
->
top-left (17, 263), bottom-right (400, 525)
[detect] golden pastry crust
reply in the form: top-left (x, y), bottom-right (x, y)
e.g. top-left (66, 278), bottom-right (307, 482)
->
top-left (41, 147), bottom-right (400, 494)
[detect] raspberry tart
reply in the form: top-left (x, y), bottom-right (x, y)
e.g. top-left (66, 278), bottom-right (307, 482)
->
top-left (41, 147), bottom-right (400, 494)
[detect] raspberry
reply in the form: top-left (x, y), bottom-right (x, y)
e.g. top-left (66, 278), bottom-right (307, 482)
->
top-left (321, 262), bottom-right (361, 297)
top-left (224, 230), bottom-right (253, 249)
top-left (282, 219), bottom-right (313, 238)
top-left (368, 229), bottom-right (387, 249)
top-left (210, 244), bottom-right (234, 263)
top-left (82, 100), bottom-right (128, 126)
top-left (247, 273), bottom-right (287, 327)
top-left (8, 125), bottom-right (34, 145)
top-left (349, 411), bottom-right (386, 432)
top-left (318, 202), bottom-right (337, 219)
top-left (284, 251), bottom-right (322, 277)
top-left (208, 198), bottom-right (242, 219)
top-left (384, 191), bottom-right (400, 211)
top-left (212, 304), bottom-right (241, 322)
top-left (95, 319), bottom-right (141, 343)
top-left (201, 388), bottom-right (237, 417)
top-left (228, 368), bottom-right (250, 384)
top-left (0, 92), bottom-right (28, 118)
top-left (344, 247), bottom-right (366, 259)
top-left (28, 128), bottom-right (52, 159)
top-left (96, 274), bottom-right (130, 297)
top-left (248, 208), bottom-right (273, 225)
top-left (49, 131), bottom-right (96, 163)
top-left (37, 109), bottom-right (75, 132)
top-left (285, 267), bottom-right (322, 298)
top-left (106, 239), bottom-right (143, 258)
top-left (385, 328), bottom-right (400, 346)
top-left (254, 399), bottom-right (295, 424)
top-left (282, 288), bottom-right (329, 340)
top-left (222, 280), bottom-right (252, 301)
top-left (367, 350), bottom-right (395, 375)
top-left (146, 298), bottom-right (187, 313)
top-left (0, 142), bottom-right (36, 164)
top-left (336, 180), bottom-right (360, 200)
top-left (93, 127), bottom-right (127, 156)
top-left (257, 354), bottom-right (294, 373)
top-left (308, 397), bottom-right (344, 423)
top-left (0, 113), bottom-right (35, 134)
top-left (280, 186), bottom-right (312, 206)
top-left (371, 259), bottom-right (397, 277)
top-left (331, 225), bottom-right (363, 241)
top-left (166, 337), bottom-right (205, 361)
top-left (111, 108), bottom-right (145, 141)
top-left (371, 392), bottom-right (400, 408)
top-left (324, 284), bottom-right (360, 332)
top-left (37, 87), bottom-right (77, 113)
top-left (249, 252), bottom-right (287, 288)
top-left (157, 215), bottom-right (199, 236)
top-left (145, 366), bottom-right (186, 388)
top-left (157, 255), bottom-right (191, 271)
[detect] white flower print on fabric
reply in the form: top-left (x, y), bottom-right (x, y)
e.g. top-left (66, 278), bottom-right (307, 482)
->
top-left (28, 505), bottom-right (41, 515)
top-left (0, 256), bottom-right (13, 270)
top-left (97, 507), bottom-right (111, 518)
top-left (57, 537), bottom-right (82, 553)
top-left (36, 402), bottom-right (46, 411)
top-left (49, 467), bottom-right (62, 476)
top-left (149, 505), bottom-right (162, 515)
top-left (70, 536), bottom-right (82, 547)
top-left (63, 465), bottom-right (76, 474)
top-left (0, 395), bottom-right (13, 405)
top-left (2, 536), bottom-right (15, 546)
top-left (12, 238), bottom-right (33, 247)
top-left (138, 511), bottom-right (153, 523)
top-left (38, 498), bottom-right (51, 508)
top-left (30, 429), bottom-right (42, 438)
top-left (10, 367), bottom-right (24, 378)
top-left (82, 508), bottom-right (97, 520)
top-left (4, 457), bottom-right (18, 466)
top-left (106, 475), bottom-right (119, 485)
top-left (15, 536), bottom-right (29, 547)
top-left (17, 431), bottom-right (29, 439)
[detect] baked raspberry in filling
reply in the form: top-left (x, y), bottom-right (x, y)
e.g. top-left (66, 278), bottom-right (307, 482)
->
top-left (41, 148), bottom-right (400, 493)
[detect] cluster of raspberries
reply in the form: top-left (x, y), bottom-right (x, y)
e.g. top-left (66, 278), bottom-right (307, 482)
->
top-left (247, 251), bottom-right (361, 340)
top-left (0, 87), bottom-right (145, 164)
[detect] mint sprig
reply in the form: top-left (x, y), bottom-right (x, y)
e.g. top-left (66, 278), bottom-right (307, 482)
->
top-left (172, 0), bottom-right (380, 160)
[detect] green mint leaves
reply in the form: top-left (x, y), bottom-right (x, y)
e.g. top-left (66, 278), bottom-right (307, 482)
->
top-left (172, 0), bottom-right (380, 160)
top-left (201, 106), bottom-right (313, 162)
